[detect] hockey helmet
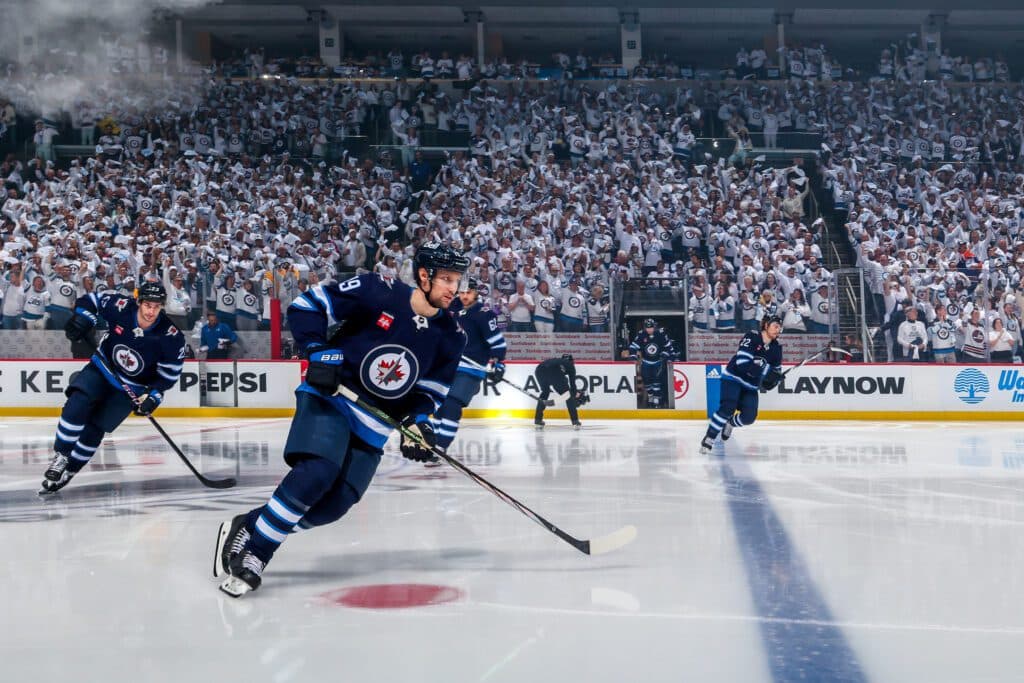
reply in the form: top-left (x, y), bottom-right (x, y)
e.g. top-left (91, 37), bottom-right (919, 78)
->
top-left (415, 241), bottom-right (470, 278)
top-left (561, 353), bottom-right (574, 362)
top-left (137, 281), bottom-right (167, 304)
top-left (464, 276), bottom-right (480, 291)
top-left (643, 318), bottom-right (657, 329)
top-left (761, 314), bottom-right (783, 329)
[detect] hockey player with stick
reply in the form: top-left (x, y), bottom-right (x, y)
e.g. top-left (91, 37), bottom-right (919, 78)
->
top-left (700, 315), bottom-right (783, 454)
top-left (41, 282), bottom-right (186, 493)
top-left (629, 318), bottom-right (675, 408)
top-left (214, 243), bottom-right (468, 598)
top-left (431, 277), bottom-right (507, 454)
top-left (534, 354), bottom-right (589, 429)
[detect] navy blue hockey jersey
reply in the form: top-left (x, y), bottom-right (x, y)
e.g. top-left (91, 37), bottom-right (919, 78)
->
top-left (723, 330), bottom-right (783, 390)
top-left (288, 274), bottom-right (466, 448)
top-left (629, 329), bottom-right (675, 365)
top-left (449, 298), bottom-right (507, 377)
top-left (77, 293), bottom-right (186, 393)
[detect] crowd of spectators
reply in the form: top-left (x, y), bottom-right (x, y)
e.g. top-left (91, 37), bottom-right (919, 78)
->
top-left (816, 77), bottom-right (1024, 361)
top-left (2, 37), bottom-right (1024, 361)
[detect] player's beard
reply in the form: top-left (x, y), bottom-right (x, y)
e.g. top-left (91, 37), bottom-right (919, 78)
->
top-left (429, 290), bottom-right (454, 309)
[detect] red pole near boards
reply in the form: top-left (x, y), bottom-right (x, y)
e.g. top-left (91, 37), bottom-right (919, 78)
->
top-left (270, 298), bottom-right (281, 359)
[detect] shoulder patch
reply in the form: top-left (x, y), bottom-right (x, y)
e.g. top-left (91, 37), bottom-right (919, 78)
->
top-left (167, 326), bottom-right (178, 336)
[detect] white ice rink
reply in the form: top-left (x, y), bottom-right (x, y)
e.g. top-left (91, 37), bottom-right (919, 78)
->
top-left (3, 416), bottom-right (1024, 682)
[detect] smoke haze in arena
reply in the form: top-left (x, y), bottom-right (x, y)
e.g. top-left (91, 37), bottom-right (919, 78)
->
top-left (0, 0), bottom-right (211, 117)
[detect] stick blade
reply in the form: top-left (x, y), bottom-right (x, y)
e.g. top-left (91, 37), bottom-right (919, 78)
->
top-left (202, 476), bottom-right (237, 489)
top-left (827, 346), bottom-right (853, 357)
top-left (584, 525), bottom-right (638, 555)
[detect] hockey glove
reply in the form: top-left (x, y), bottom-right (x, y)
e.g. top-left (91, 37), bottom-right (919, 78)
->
top-left (489, 361), bottom-right (506, 383)
top-left (761, 368), bottom-right (784, 391)
top-left (133, 389), bottom-right (163, 416)
top-left (65, 309), bottom-right (98, 341)
top-left (399, 416), bottom-right (437, 463)
top-left (305, 346), bottom-right (346, 395)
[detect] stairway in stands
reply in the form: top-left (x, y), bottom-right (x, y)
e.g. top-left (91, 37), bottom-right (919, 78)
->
top-left (812, 181), bottom-right (888, 361)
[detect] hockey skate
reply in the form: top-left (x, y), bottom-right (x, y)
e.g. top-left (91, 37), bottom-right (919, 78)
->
top-left (534, 421), bottom-right (545, 430)
top-left (220, 551), bottom-right (265, 598)
top-left (721, 420), bottom-right (734, 442)
top-left (39, 452), bottom-right (76, 495)
top-left (699, 436), bottom-right (715, 456)
top-left (214, 514), bottom-right (251, 578)
top-left (572, 422), bottom-right (582, 430)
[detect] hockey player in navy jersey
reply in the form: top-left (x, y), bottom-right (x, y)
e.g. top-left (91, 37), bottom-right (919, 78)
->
top-left (700, 315), bottom-right (783, 454)
top-left (41, 282), bottom-right (186, 493)
top-left (215, 243), bottom-right (468, 598)
top-left (629, 318), bottom-right (676, 407)
top-left (431, 277), bottom-right (507, 454)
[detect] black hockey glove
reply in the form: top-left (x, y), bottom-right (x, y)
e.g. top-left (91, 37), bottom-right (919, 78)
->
top-left (65, 309), bottom-right (98, 341)
top-left (574, 389), bottom-right (591, 406)
top-left (489, 361), bottom-right (506, 383)
top-left (399, 416), bottom-right (437, 463)
top-left (305, 346), bottom-right (346, 395)
top-left (761, 368), bottom-right (784, 391)
top-left (133, 389), bottom-right (163, 417)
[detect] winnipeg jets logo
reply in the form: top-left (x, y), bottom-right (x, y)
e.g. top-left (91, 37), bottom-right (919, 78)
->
top-left (646, 343), bottom-right (659, 356)
top-left (112, 344), bottom-right (144, 376)
top-left (359, 345), bottom-right (419, 399)
top-left (412, 315), bottom-right (429, 330)
top-left (59, 284), bottom-right (74, 298)
top-left (222, 294), bottom-right (235, 306)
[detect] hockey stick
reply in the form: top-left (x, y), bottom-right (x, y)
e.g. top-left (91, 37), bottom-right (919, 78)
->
top-left (781, 344), bottom-right (853, 379)
top-left (87, 341), bottom-right (236, 489)
top-left (335, 384), bottom-right (636, 556)
top-left (460, 356), bottom-right (555, 406)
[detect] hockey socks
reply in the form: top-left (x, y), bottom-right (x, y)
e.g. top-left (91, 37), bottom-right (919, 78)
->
top-left (244, 456), bottom-right (338, 564)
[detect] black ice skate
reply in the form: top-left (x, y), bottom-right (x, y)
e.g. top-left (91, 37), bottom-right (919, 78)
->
top-left (219, 551), bottom-right (265, 598)
top-left (39, 453), bottom-right (76, 495)
top-left (699, 436), bottom-right (715, 456)
top-left (535, 421), bottom-right (545, 430)
top-left (572, 422), bottom-right (582, 431)
top-left (214, 514), bottom-right (251, 578)
top-left (721, 420), bottom-right (734, 441)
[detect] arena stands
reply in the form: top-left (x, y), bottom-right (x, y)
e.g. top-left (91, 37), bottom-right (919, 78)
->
top-left (1, 35), bottom-right (1022, 363)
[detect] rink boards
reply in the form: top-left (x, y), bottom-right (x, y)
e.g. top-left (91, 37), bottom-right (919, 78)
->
top-left (0, 360), bottom-right (1019, 420)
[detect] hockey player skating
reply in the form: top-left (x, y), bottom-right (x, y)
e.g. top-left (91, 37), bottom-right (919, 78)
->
top-left (214, 243), bottom-right (468, 598)
top-left (41, 282), bottom-right (186, 493)
top-left (700, 315), bottom-right (783, 455)
top-left (533, 354), bottom-right (589, 429)
top-left (431, 277), bottom-right (507, 455)
top-left (629, 318), bottom-right (675, 408)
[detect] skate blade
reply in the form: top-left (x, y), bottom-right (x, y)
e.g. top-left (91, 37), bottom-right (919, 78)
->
top-left (219, 576), bottom-right (254, 598)
top-left (213, 522), bottom-right (231, 578)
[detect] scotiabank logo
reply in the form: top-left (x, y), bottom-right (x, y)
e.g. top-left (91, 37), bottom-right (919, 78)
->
top-left (776, 374), bottom-right (905, 395)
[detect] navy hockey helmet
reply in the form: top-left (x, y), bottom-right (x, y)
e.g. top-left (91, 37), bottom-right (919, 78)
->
top-left (137, 281), bottom-right (167, 304)
top-left (415, 242), bottom-right (470, 279)
top-left (561, 353), bottom-right (574, 362)
top-left (761, 314), bottom-right (783, 329)
top-left (643, 318), bottom-right (657, 329)
top-left (464, 276), bottom-right (480, 291)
